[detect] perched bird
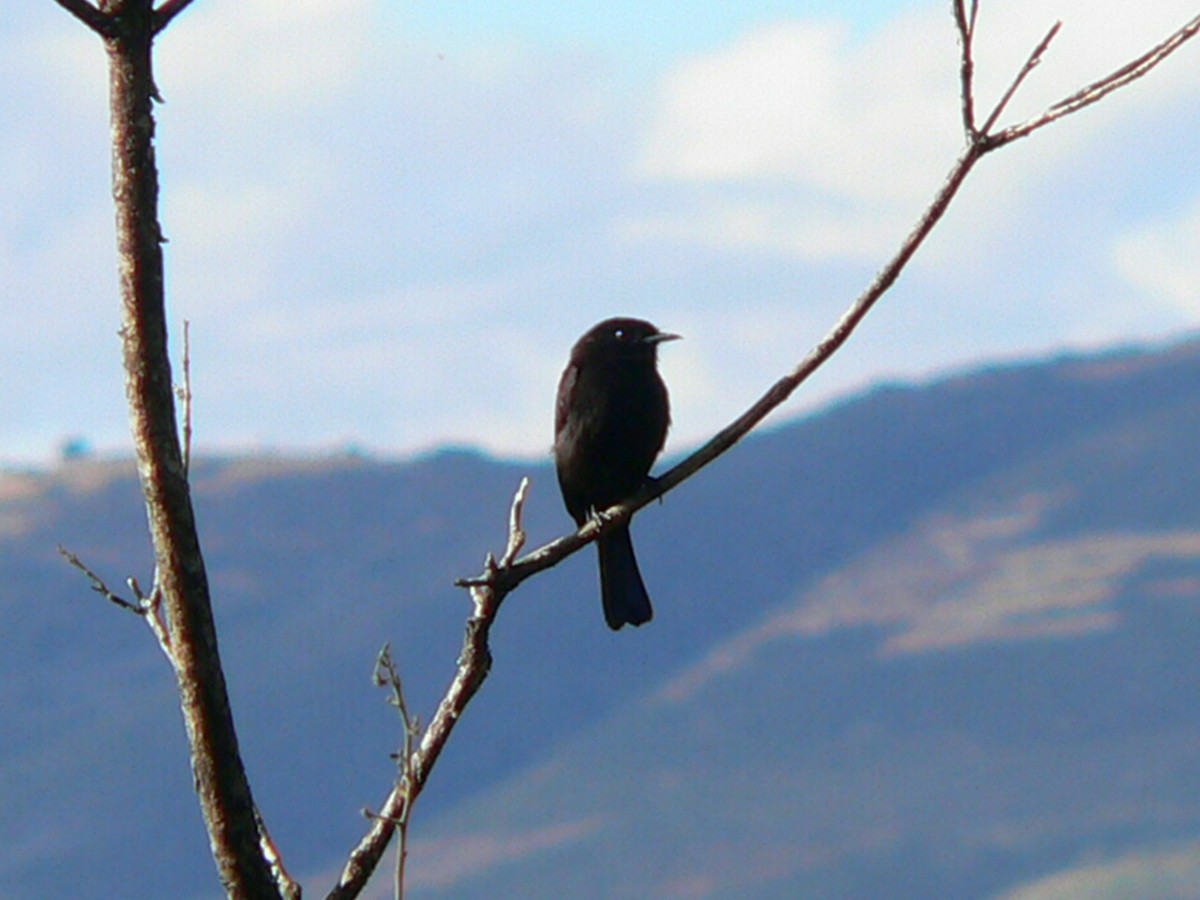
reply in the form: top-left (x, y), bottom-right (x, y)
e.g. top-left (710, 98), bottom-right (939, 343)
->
top-left (554, 317), bottom-right (679, 630)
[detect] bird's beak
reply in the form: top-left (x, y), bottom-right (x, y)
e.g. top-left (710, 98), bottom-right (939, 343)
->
top-left (647, 331), bottom-right (681, 345)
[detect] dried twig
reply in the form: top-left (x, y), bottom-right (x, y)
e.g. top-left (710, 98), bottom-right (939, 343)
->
top-left (371, 645), bottom-right (421, 900)
top-left (978, 21), bottom-right (1062, 137)
top-left (58, 547), bottom-right (176, 661)
top-left (51, 0), bottom-right (113, 36)
top-left (59, 546), bottom-right (142, 614)
top-left (499, 477), bottom-right (531, 568)
top-left (326, 481), bottom-right (523, 899)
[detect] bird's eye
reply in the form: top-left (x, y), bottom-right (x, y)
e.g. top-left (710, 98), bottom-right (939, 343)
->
top-left (613, 328), bottom-right (626, 340)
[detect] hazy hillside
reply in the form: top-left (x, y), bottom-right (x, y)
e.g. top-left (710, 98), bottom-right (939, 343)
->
top-left (3, 336), bottom-right (1200, 899)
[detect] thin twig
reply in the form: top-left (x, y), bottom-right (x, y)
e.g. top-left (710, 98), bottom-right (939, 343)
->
top-left (499, 477), bottom-right (531, 568)
top-left (59, 546), bottom-right (142, 614)
top-left (51, 0), bottom-right (114, 36)
top-left (129, 576), bottom-right (175, 662)
top-left (978, 20), bottom-right (1062, 137)
top-left (153, 0), bottom-right (198, 35)
top-left (58, 548), bottom-right (177, 662)
top-left (253, 804), bottom-right (300, 899)
top-left (372, 645), bottom-right (421, 900)
top-left (327, 538), bottom-right (503, 899)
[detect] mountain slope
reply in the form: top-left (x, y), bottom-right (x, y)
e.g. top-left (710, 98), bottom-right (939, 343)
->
top-left (3, 336), bottom-right (1200, 899)
top-left (406, 353), bottom-right (1200, 897)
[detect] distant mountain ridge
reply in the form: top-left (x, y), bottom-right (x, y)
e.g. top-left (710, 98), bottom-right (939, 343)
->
top-left (4, 334), bottom-right (1200, 899)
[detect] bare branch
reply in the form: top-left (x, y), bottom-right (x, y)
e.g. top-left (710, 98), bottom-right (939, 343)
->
top-left (52, 0), bottom-right (116, 37)
top-left (58, 548), bottom-right (177, 662)
top-left (153, 0), bottom-right (197, 35)
top-left (989, 12), bottom-right (1200, 147)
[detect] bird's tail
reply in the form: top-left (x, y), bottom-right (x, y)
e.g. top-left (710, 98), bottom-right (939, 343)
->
top-left (597, 526), bottom-right (654, 630)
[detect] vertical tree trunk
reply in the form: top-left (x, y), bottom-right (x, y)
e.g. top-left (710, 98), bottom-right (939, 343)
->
top-left (103, 2), bottom-right (281, 895)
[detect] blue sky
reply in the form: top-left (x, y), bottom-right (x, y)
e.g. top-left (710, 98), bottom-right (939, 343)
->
top-left (387, 1), bottom-right (917, 61)
top-left (3, 0), bottom-right (1200, 465)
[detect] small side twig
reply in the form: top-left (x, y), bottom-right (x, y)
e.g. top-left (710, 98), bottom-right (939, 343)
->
top-left (59, 545), bottom-right (141, 613)
top-left (499, 477), bottom-right (531, 568)
top-left (152, 0), bottom-right (198, 35)
top-left (58, 547), bottom-right (175, 661)
top-left (51, 0), bottom-right (114, 36)
top-left (254, 805), bottom-right (301, 900)
top-left (978, 20), bottom-right (1062, 137)
top-left (327, 481), bottom-right (520, 900)
top-left (372, 644), bottom-right (421, 900)
top-left (329, 581), bottom-right (496, 900)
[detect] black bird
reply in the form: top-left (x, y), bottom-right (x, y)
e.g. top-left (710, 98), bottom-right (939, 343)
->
top-left (554, 317), bottom-right (678, 630)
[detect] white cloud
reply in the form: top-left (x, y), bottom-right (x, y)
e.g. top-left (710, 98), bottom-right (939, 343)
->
top-left (630, 1), bottom-right (1200, 263)
top-left (155, 0), bottom-right (369, 108)
top-left (632, 12), bottom-right (960, 260)
top-left (964, 0), bottom-right (1200, 119)
top-left (1113, 199), bottom-right (1200, 318)
top-left (5, 1), bottom-right (1199, 464)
